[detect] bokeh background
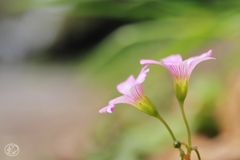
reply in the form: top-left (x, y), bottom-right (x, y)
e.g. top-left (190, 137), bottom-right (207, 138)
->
top-left (0, 0), bottom-right (240, 160)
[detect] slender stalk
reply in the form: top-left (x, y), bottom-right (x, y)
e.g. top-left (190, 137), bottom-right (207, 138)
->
top-left (192, 148), bottom-right (201, 160)
top-left (156, 115), bottom-right (176, 141)
top-left (179, 102), bottom-right (192, 152)
top-left (181, 142), bottom-right (189, 150)
top-left (156, 115), bottom-right (185, 154)
top-left (180, 150), bottom-right (185, 160)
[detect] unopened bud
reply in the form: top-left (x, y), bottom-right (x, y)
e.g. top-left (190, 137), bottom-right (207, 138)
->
top-left (173, 140), bottom-right (181, 148)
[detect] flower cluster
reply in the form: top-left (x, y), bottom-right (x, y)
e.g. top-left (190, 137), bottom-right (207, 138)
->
top-left (99, 50), bottom-right (215, 160)
top-left (100, 50), bottom-right (214, 114)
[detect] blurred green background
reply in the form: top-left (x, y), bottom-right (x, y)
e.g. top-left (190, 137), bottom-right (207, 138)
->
top-left (0, 0), bottom-right (240, 160)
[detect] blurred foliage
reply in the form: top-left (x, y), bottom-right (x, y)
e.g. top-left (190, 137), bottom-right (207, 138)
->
top-left (191, 75), bottom-right (222, 138)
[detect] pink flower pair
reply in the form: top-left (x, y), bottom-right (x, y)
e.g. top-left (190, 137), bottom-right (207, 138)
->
top-left (99, 50), bottom-right (215, 115)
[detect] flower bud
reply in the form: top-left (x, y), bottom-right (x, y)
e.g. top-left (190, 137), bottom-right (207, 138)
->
top-left (173, 140), bottom-right (181, 148)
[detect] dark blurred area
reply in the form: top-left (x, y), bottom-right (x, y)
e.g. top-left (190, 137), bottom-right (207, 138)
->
top-left (0, 0), bottom-right (240, 160)
top-left (47, 18), bottom-right (132, 61)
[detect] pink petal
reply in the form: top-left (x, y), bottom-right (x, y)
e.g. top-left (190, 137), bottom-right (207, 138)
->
top-left (117, 75), bottom-right (136, 95)
top-left (185, 50), bottom-right (215, 74)
top-left (99, 96), bottom-right (135, 114)
top-left (99, 104), bottom-right (114, 113)
top-left (199, 49), bottom-right (212, 57)
top-left (161, 63), bottom-right (188, 80)
top-left (185, 50), bottom-right (213, 65)
top-left (136, 65), bottom-right (150, 84)
top-left (109, 95), bottom-right (136, 106)
top-left (129, 84), bottom-right (144, 101)
top-left (140, 59), bottom-right (162, 65)
top-left (161, 54), bottom-right (183, 64)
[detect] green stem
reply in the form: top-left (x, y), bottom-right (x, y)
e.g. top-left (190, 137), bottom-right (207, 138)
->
top-left (181, 154), bottom-right (184, 160)
top-left (192, 148), bottom-right (201, 160)
top-left (181, 142), bottom-right (189, 150)
top-left (156, 115), bottom-right (176, 141)
top-left (156, 115), bottom-right (185, 154)
top-left (180, 150), bottom-right (185, 160)
top-left (179, 102), bottom-right (192, 152)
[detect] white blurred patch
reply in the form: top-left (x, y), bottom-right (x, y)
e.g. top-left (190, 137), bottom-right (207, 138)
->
top-left (0, 7), bottom-right (69, 62)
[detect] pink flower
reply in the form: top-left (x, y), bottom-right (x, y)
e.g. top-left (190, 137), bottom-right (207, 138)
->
top-left (140, 50), bottom-right (215, 102)
top-left (99, 66), bottom-right (159, 117)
